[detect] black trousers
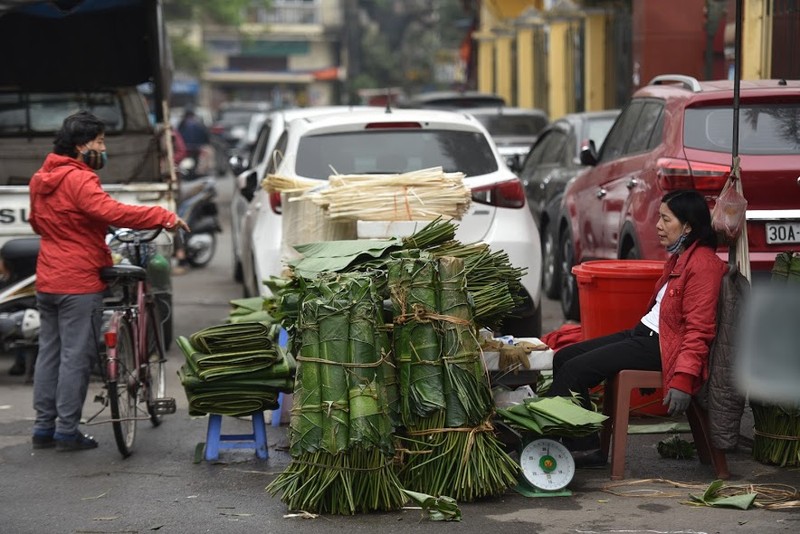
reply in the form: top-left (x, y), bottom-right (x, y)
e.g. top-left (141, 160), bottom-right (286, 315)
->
top-left (549, 322), bottom-right (662, 407)
top-left (546, 322), bottom-right (661, 450)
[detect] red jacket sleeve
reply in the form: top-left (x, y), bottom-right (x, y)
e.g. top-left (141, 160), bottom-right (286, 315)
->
top-left (71, 172), bottom-right (176, 229)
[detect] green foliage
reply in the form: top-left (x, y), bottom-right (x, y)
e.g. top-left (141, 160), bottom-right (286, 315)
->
top-left (163, 0), bottom-right (272, 25)
top-left (169, 34), bottom-right (207, 77)
top-left (353, 0), bottom-right (472, 94)
top-left (163, 0), bottom-right (272, 75)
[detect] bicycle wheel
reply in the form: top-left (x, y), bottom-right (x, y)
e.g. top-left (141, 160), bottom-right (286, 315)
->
top-left (108, 316), bottom-right (137, 457)
top-left (145, 302), bottom-right (167, 426)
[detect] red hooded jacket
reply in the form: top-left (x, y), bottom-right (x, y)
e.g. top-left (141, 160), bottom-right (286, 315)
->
top-left (648, 241), bottom-right (727, 395)
top-left (29, 154), bottom-right (177, 294)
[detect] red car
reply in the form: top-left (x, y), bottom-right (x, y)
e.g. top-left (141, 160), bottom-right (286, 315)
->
top-left (557, 75), bottom-right (800, 320)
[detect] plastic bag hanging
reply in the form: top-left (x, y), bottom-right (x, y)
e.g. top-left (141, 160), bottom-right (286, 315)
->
top-left (711, 157), bottom-right (748, 243)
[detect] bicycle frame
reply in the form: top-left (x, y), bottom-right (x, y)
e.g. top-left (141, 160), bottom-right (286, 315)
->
top-left (89, 228), bottom-right (175, 457)
top-left (104, 272), bottom-right (172, 411)
top-left (104, 279), bottom-right (155, 385)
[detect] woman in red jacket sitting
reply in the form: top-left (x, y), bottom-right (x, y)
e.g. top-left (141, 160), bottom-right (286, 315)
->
top-left (547, 189), bottom-right (726, 467)
top-left (29, 111), bottom-right (189, 452)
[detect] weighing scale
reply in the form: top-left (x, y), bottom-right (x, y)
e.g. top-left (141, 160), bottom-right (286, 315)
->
top-left (517, 438), bottom-right (575, 497)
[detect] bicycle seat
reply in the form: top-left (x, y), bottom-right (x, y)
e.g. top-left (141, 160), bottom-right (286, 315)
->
top-left (100, 264), bottom-right (147, 284)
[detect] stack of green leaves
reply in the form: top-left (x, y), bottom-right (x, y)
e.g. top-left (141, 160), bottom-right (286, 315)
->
top-left (227, 296), bottom-right (275, 324)
top-left (390, 253), bottom-right (518, 502)
top-left (266, 274), bottom-right (405, 515)
top-left (496, 396), bottom-right (608, 437)
top-left (189, 321), bottom-right (278, 353)
top-left (177, 322), bottom-right (294, 417)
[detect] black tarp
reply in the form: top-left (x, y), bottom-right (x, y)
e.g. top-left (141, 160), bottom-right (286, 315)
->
top-left (0, 0), bottom-right (170, 117)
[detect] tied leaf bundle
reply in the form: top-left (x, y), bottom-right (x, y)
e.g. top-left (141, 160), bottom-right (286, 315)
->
top-left (752, 401), bottom-right (800, 467)
top-left (390, 255), bottom-right (518, 501)
top-left (438, 256), bottom-right (493, 427)
top-left (771, 252), bottom-right (800, 283)
top-left (388, 253), bottom-right (445, 426)
top-left (426, 241), bottom-right (525, 330)
top-left (267, 274), bottom-right (405, 515)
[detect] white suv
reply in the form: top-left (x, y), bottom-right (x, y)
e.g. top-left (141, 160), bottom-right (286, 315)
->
top-left (230, 106), bottom-right (379, 284)
top-left (246, 108), bottom-right (544, 336)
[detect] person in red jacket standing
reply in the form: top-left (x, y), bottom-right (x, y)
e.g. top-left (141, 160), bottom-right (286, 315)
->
top-left (546, 189), bottom-right (726, 467)
top-left (29, 111), bottom-right (189, 452)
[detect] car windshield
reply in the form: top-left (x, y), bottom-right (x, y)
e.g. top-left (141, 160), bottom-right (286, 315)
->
top-left (475, 114), bottom-right (548, 137)
top-left (683, 103), bottom-right (800, 155)
top-left (0, 91), bottom-right (124, 135)
top-left (295, 129), bottom-right (498, 179)
top-left (217, 110), bottom-right (256, 126)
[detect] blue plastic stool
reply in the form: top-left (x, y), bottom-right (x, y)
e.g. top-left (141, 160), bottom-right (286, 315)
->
top-left (204, 411), bottom-right (268, 461)
top-left (271, 327), bottom-right (290, 428)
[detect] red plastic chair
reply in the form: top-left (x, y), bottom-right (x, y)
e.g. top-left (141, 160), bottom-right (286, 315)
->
top-left (600, 370), bottom-right (730, 480)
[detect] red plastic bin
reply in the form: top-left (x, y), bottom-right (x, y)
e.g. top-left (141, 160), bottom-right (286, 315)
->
top-left (572, 259), bottom-right (667, 415)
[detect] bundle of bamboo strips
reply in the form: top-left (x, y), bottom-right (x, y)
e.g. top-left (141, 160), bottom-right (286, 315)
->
top-left (304, 167), bottom-right (470, 221)
top-left (389, 253), bottom-right (519, 501)
top-left (266, 274), bottom-right (405, 514)
top-left (263, 173), bottom-right (319, 193)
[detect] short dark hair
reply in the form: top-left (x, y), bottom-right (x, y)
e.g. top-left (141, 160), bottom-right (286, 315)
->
top-left (53, 110), bottom-right (105, 157)
top-left (662, 189), bottom-right (718, 249)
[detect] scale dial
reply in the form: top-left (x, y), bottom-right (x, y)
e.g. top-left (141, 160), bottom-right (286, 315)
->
top-left (519, 438), bottom-right (575, 491)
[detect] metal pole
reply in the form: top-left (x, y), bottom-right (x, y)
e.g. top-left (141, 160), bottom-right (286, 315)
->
top-left (728, 0), bottom-right (744, 266)
top-left (732, 0), bottom-right (743, 162)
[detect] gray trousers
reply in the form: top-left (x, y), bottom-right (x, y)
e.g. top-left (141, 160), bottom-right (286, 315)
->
top-left (33, 292), bottom-right (103, 436)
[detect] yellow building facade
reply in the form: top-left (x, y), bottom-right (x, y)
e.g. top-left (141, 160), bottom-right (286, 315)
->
top-left (477, 0), bottom-right (782, 120)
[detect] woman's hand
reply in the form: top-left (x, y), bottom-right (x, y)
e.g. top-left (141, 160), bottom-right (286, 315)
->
top-left (663, 388), bottom-right (691, 416)
top-left (166, 216), bottom-right (190, 233)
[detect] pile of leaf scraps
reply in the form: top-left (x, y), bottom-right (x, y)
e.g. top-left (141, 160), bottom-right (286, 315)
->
top-left (657, 435), bottom-right (696, 460)
top-left (602, 479), bottom-right (800, 510)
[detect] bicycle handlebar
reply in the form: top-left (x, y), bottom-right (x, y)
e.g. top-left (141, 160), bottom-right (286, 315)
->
top-left (108, 227), bottom-right (163, 244)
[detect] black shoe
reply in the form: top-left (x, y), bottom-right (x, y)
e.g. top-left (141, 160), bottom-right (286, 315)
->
top-left (571, 449), bottom-right (607, 469)
top-left (54, 432), bottom-right (98, 452)
top-left (32, 432), bottom-right (55, 449)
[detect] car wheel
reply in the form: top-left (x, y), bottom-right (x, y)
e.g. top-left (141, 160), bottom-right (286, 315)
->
top-left (541, 224), bottom-right (562, 300)
top-left (243, 254), bottom-right (260, 298)
top-left (233, 257), bottom-right (243, 283)
top-left (624, 244), bottom-right (640, 260)
top-left (559, 228), bottom-right (581, 321)
top-left (498, 303), bottom-right (542, 338)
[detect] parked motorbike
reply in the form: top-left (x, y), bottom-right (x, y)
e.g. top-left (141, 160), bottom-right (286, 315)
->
top-left (177, 157), bottom-right (222, 268)
top-left (0, 238), bottom-right (40, 381)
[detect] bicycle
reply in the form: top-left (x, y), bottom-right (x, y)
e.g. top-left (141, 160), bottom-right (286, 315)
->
top-left (93, 228), bottom-right (176, 457)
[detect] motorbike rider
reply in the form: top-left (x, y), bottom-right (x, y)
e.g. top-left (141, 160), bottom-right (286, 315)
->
top-left (177, 108), bottom-right (209, 168)
top-left (28, 110), bottom-right (189, 452)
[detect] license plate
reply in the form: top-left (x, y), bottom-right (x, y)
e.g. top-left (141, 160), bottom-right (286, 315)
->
top-left (766, 222), bottom-right (800, 244)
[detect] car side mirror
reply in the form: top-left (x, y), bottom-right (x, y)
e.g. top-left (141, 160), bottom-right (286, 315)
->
top-left (237, 170), bottom-right (258, 202)
top-left (505, 154), bottom-right (522, 173)
top-left (228, 154), bottom-right (248, 176)
top-left (579, 140), bottom-right (598, 166)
